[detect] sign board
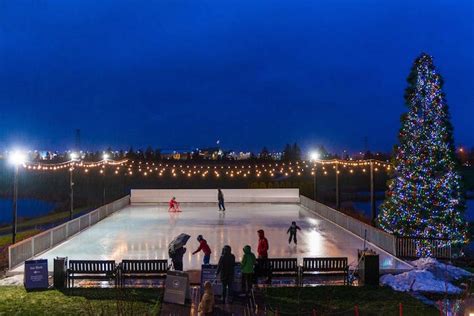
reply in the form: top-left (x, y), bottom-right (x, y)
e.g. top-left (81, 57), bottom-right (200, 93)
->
top-left (24, 259), bottom-right (48, 290)
top-left (200, 264), bottom-right (241, 294)
top-left (163, 271), bottom-right (190, 305)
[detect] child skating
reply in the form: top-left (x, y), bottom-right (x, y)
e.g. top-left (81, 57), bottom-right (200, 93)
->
top-left (168, 197), bottom-right (181, 212)
top-left (287, 221), bottom-right (301, 245)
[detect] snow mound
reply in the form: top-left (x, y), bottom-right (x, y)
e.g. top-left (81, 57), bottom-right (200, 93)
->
top-left (380, 258), bottom-right (472, 294)
top-left (0, 275), bottom-right (23, 286)
top-left (380, 270), bottom-right (462, 294)
top-left (410, 258), bottom-right (472, 281)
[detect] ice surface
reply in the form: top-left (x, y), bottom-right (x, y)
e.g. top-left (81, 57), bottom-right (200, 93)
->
top-left (12, 203), bottom-right (411, 273)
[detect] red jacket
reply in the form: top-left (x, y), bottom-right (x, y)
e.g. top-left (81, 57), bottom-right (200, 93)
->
top-left (194, 239), bottom-right (211, 256)
top-left (257, 230), bottom-right (269, 258)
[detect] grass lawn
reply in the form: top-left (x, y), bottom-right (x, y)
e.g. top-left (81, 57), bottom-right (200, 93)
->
top-left (0, 286), bottom-right (162, 315)
top-left (0, 230), bottom-right (41, 249)
top-left (0, 206), bottom-right (90, 236)
top-left (264, 286), bottom-right (438, 315)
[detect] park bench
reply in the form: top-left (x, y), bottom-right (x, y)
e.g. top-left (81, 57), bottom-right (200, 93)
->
top-left (67, 260), bottom-right (118, 288)
top-left (300, 257), bottom-right (349, 285)
top-left (119, 259), bottom-right (169, 287)
top-left (257, 258), bottom-right (299, 284)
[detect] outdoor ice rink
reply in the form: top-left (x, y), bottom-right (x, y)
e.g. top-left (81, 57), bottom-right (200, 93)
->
top-left (15, 203), bottom-right (411, 273)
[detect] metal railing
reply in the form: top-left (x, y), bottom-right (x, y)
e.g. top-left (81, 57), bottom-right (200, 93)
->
top-left (300, 195), bottom-right (397, 255)
top-left (8, 195), bottom-right (130, 270)
top-left (396, 237), bottom-right (452, 259)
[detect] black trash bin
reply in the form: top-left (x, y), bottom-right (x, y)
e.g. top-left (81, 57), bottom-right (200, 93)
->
top-left (358, 250), bottom-right (379, 286)
top-left (53, 257), bottom-right (68, 289)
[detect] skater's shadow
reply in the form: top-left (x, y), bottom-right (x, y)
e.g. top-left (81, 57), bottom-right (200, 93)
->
top-left (288, 243), bottom-right (298, 255)
top-left (217, 211), bottom-right (225, 225)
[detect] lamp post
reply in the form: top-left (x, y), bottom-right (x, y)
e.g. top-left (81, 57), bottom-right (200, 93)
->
top-left (102, 153), bottom-right (109, 205)
top-left (309, 151), bottom-right (320, 201)
top-left (69, 152), bottom-right (79, 221)
top-left (370, 160), bottom-right (376, 225)
top-left (9, 151), bottom-right (26, 244)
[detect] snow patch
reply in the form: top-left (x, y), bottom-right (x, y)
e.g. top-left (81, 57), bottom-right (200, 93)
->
top-left (0, 275), bottom-right (23, 286)
top-left (380, 258), bottom-right (472, 294)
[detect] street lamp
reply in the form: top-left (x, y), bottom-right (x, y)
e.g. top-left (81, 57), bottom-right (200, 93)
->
top-left (8, 151), bottom-right (26, 244)
top-left (69, 152), bottom-right (80, 221)
top-left (102, 153), bottom-right (109, 205)
top-left (309, 151), bottom-right (320, 201)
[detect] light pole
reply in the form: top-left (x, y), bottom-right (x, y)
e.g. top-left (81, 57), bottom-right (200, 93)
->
top-left (370, 160), bottom-right (376, 226)
top-left (9, 151), bottom-right (26, 244)
top-left (102, 153), bottom-right (109, 205)
top-left (69, 152), bottom-right (79, 221)
top-left (309, 151), bottom-right (320, 201)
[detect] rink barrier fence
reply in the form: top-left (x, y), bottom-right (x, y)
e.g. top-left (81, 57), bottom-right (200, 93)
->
top-left (8, 195), bottom-right (130, 270)
top-left (300, 195), bottom-right (397, 255)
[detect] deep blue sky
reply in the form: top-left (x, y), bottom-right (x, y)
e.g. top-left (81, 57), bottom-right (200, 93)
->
top-left (0, 0), bottom-right (473, 153)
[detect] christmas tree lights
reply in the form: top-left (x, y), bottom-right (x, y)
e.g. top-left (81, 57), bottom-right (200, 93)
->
top-left (378, 53), bottom-right (467, 256)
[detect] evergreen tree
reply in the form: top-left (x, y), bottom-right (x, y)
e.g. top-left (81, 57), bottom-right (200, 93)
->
top-left (291, 142), bottom-right (301, 160)
top-left (378, 53), bottom-right (467, 256)
top-left (154, 149), bottom-right (162, 161)
top-left (145, 146), bottom-right (154, 161)
top-left (126, 147), bottom-right (136, 160)
top-left (259, 147), bottom-right (270, 160)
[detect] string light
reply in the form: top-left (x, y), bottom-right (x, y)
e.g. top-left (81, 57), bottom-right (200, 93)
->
top-left (20, 157), bottom-right (392, 179)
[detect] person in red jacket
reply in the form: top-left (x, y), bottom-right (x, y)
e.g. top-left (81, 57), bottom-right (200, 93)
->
top-left (257, 229), bottom-right (271, 284)
top-left (192, 235), bottom-right (212, 265)
top-left (257, 229), bottom-right (269, 258)
top-left (168, 197), bottom-right (180, 212)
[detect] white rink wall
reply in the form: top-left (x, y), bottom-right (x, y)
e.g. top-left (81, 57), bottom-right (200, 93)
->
top-left (130, 188), bottom-right (300, 204)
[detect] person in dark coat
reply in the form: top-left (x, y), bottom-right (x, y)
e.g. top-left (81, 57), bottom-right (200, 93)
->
top-left (217, 189), bottom-right (225, 211)
top-left (287, 221), bottom-right (301, 244)
top-left (169, 246), bottom-right (186, 271)
top-left (216, 245), bottom-right (235, 303)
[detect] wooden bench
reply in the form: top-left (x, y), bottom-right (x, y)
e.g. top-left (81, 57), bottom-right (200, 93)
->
top-left (67, 260), bottom-right (118, 288)
top-left (300, 257), bottom-right (349, 285)
top-left (119, 259), bottom-right (168, 287)
top-left (257, 258), bottom-right (299, 283)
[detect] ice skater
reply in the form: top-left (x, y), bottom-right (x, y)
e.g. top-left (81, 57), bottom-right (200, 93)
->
top-left (287, 221), bottom-right (301, 245)
top-left (168, 197), bottom-right (181, 212)
top-left (192, 235), bottom-right (212, 265)
top-left (217, 189), bottom-right (225, 211)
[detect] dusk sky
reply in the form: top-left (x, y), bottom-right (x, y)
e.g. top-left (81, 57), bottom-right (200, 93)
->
top-left (0, 0), bottom-right (472, 153)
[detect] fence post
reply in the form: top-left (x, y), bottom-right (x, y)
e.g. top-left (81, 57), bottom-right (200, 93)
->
top-left (399, 303), bottom-right (403, 316)
top-left (8, 247), bottom-right (12, 270)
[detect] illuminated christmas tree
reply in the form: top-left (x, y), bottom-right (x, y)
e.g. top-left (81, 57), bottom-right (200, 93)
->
top-left (378, 53), bottom-right (467, 256)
